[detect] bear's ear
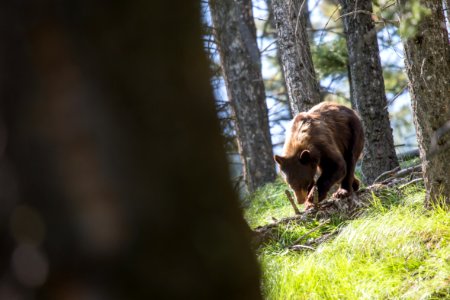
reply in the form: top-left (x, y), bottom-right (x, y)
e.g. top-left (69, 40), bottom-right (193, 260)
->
top-left (274, 155), bottom-right (286, 165)
top-left (298, 150), bottom-right (311, 164)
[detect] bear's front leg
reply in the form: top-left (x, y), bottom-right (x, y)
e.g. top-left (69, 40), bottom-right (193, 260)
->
top-left (305, 178), bottom-right (334, 208)
top-left (315, 163), bottom-right (346, 203)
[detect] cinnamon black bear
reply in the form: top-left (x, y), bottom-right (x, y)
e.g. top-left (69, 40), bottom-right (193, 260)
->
top-left (274, 102), bottom-right (364, 208)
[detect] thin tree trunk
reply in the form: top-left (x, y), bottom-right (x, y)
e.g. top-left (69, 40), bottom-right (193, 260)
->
top-left (445, 0), bottom-right (450, 26)
top-left (338, 0), bottom-right (399, 184)
top-left (209, 0), bottom-right (277, 193)
top-left (347, 63), bottom-right (356, 109)
top-left (272, 0), bottom-right (321, 114)
top-left (276, 51), bottom-right (294, 119)
top-left (302, 0), bottom-right (315, 43)
top-left (266, 0), bottom-right (294, 119)
top-left (0, 0), bottom-right (262, 298)
top-left (397, 0), bottom-right (450, 205)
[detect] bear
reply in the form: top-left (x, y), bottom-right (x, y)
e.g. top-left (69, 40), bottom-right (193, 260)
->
top-left (274, 102), bottom-right (364, 209)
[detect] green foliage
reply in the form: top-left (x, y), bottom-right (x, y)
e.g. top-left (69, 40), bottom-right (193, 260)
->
top-left (383, 68), bottom-right (408, 96)
top-left (372, 0), bottom-right (397, 18)
top-left (399, 0), bottom-right (431, 39)
top-left (246, 185), bottom-right (450, 299)
top-left (399, 156), bottom-right (421, 169)
top-left (312, 38), bottom-right (348, 79)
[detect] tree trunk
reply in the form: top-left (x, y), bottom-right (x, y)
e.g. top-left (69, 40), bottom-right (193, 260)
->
top-left (302, 0), bottom-right (315, 43)
top-left (266, 0), bottom-right (294, 119)
top-left (397, 0), bottom-right (450, 205)
top-left (0, 1), bottom-right (262, 299)
top-left (338, 0), bottom-right (399, 184)
top-left (445, 0), bottom-right (450, 26)
top-left (209, 0), bottom-right (276, 193)
top-left (272, 0), bottom-right (321, 114)
top-left (347, 63), bottom-right (356, 109)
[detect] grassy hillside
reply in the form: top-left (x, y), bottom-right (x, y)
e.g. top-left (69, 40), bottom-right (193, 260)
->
top-left (245, 180), bottom-right (450, 299)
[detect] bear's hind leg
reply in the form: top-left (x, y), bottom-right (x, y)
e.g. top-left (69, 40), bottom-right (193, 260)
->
top-left (335, 114), bottom-right (364, 199)
top-left (333, 154), bottom-right (357, 199)
top-left (352, 177), bottom-right (360, 191)
top-left (335, 118), bottom-right (364, 199)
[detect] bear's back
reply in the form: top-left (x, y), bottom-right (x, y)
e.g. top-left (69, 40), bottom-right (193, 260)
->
top-left (283, 102), bottom-right (361, 157)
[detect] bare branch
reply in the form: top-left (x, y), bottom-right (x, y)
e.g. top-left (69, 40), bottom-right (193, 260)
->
top-left (373, 166), bottom-right (401, 184)
top-left (335, 9), bottom-right (373, 21)
top-left (289, 244), bottom-right (316, 251)
top-left (291, 220), bottom-right (330, 245)
top-left (285, 190), bottom-right (301, 215)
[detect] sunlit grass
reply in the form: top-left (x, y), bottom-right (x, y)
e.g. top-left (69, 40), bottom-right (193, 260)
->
top-left (246, 182), bottom-right (450, 299)
top-left (244, 178), bottom-right (296, 228)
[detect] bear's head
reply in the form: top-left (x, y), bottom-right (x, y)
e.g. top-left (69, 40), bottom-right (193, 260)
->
top-left (274, 150), bottom-right (317, 204)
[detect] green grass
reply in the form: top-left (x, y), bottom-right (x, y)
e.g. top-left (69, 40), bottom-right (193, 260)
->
top-left (399, 156), bottom-right (421, 169)
top-left (244, 178), bottom-right (298, 228)
top-left (246, 182), bottom-right (450, 299)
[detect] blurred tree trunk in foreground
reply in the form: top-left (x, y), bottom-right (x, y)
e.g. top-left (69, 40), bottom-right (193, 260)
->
top-left (397, 0), bottom-right (450, 205)
top-left (271, 0), bottom-right (321, 114)
top-left (209, 0), bottom-right (276, 193)
top-left (0, 1), bottom-right (261, 299)
top-left (338, 0), bottom-right (399, 184)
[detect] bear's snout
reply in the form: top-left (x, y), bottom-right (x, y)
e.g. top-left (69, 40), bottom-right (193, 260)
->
top-left (293, 189), bottom-right (307, 205)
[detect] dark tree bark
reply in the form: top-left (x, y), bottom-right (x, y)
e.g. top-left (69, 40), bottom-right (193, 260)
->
top-left (397, 0), bottom-right (450, 205)
top-left (209, 0), bottom-right (276, 193)
top-left (338, 0), bottom-right (399, 184)
top-left (0, 1), bottom-right (262, 299)
top-left (272, 0), bottom-right (321, 114)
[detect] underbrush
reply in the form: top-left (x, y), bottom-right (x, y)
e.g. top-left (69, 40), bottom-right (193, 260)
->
top-left (245, 180), bottom-right (450, 299)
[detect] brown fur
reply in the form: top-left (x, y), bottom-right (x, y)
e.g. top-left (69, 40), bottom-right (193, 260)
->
top-left (274, 102), bottom-right (364, 208)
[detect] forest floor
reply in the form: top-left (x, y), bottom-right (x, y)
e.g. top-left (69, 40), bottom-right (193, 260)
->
top-left (244, 165), bottom-right (450, 299)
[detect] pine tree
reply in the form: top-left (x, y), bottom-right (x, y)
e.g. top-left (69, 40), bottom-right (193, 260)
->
top-left (397, 0), bottom-right (450, 205)
top-left (271, 0), bottom-right (321, 114)
top-left (209, 0), bottom-right (277, 193)
top-left (338, 0), bottom-right (399, 183)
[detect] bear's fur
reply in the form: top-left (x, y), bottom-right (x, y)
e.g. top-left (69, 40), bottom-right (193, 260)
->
top-left (274, 102), bottom-right (364, 208)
